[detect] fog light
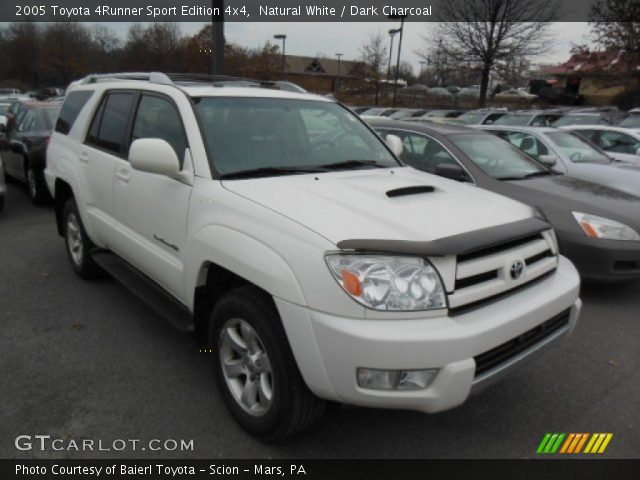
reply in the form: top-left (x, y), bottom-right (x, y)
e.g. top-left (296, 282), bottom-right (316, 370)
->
top-left (357, 368), bottom-right (438, 391)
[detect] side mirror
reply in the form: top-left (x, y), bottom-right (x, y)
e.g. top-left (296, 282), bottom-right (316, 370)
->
top-left (129, 138), bottom-right (180, 177)
top-left (537, 154), bottom-right (557, 166)
top-left (435, 163), bottom-right (471, 182)
top-left (385, 134), bottom-right (404, 156)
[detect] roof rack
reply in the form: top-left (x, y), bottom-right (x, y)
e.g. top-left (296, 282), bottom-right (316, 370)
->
top-left (75, 72), bottom-right (279, 89)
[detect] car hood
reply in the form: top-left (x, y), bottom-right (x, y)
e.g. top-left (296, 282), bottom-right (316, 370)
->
top-left (569, 162), bottom-right (640, 197)
top-left (497, 174), bottom-right (640, 230)
top-left (222, 167), bottom-right (535, 245)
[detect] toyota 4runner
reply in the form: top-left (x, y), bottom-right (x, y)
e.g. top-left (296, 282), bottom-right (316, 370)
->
top-left (46, 73), bottom-right (582, 440)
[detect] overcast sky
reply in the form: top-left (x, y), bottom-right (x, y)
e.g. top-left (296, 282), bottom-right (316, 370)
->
top-left (81, 21), bottom-right (593, 73)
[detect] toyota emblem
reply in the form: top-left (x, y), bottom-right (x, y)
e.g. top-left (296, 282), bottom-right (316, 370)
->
top-left (510, 260), bottom-right (524, 280)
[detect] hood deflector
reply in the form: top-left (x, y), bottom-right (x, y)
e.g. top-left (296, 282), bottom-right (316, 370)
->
top-left (386, 185), bottom-right (435, 198)
top-left (336, 217), bottom-right (551, 257)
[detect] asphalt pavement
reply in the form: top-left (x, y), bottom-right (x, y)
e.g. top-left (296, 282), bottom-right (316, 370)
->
top-left (1, 181), bottom-right (638, 459)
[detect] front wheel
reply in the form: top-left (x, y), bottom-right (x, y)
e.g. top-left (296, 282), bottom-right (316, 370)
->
top-left (210, 286), bottom-right (325, 440)
top-left (63, 199), bottom-right (102, 279)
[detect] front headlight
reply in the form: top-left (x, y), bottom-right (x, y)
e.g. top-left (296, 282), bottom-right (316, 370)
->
top-left (326, 254), bottom-right (446, 311)
top-left (572, 212), bottom-right (640, 241)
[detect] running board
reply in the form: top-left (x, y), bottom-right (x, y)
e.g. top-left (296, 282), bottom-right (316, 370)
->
top-left (92, 251), bottom-right (194, 332)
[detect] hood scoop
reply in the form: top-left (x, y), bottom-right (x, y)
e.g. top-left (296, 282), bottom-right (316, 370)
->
top-left (386, 185), bottom-right (435, 198)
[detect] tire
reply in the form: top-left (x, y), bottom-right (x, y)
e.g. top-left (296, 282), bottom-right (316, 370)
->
top-left (26, 163), bottom-right (51, 205)
top-left (209, 286), bottom-right (325, 440)
top-left (62, 198), bottom-right (102, 279)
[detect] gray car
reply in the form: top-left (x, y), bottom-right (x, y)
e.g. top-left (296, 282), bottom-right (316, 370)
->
top-left (479, 125), bottom-right (640, 197)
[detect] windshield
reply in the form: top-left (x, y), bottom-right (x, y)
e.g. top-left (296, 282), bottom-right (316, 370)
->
top-left (194, 97), bottom-right (399, 177)
top-left (546, 131), bottom-right (611, 163)
top-left (554, 115), bottom-right (608, 126)
top-left (493, 114), bottom-right (534, 126)
top-left (0, 104), bottom-right (9, 115)
top-left (450, 133), bottom-right (548, 180)
top-left (456, 112), bottom-right (486, 124)
top-left (361, 108), bottom-right (383, 116)
top-left (619, 116), bottom-right (640, 128)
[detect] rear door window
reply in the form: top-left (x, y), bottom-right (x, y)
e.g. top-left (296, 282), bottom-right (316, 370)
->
top-left (87, 92), bottom-right (135, 156)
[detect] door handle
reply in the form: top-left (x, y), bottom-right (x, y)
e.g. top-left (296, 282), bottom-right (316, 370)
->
top-left (78, 152), bottom-right (89, 163)
top-left (115, 170), bottom-right (130, 183)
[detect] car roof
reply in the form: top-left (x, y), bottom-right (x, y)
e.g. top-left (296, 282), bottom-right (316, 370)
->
top-left (477, 125), bottom-right (558, 133)
top-left (367, 117), bottom-right (478, 136)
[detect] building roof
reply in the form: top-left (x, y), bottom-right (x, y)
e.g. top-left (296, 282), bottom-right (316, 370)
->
top-left (284, 55), bottom-right (361, 76)
top-left (547, 48), bottom-right (640, 76)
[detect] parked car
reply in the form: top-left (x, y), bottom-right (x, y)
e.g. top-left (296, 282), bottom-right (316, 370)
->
top-left (370, 119), bottom-right (640, 282)
top-left (480, 125), bottom-right (640, 198)
top-left (359, 107), bottom-right (399, 117)
top-left (0, 146), bottom-right (5, 211)
top-left (618, 111), bottom-right (640, 128)
top-left (349, 106), bottom-right (372, 115)
top-left (553, 113), bottom-right (613, 127)
top-left (388, 108), bottom-right (427, 120)
top-left (495, 89), bottom-right (537, 100)
top-left (46, 72), bottom-right (580, 439)
top-left (426, 87), bottom-right (452, 97)
top-left (455, 109), bottom-right (507, 125)
top-left (409, 109), bottom-right (465, 124)
top-left (0, 101), bottom-right (61, 203)
top-left (493, 110), bottom-right (562, 127)
top-left (559, 125), bottom-right (640, 166)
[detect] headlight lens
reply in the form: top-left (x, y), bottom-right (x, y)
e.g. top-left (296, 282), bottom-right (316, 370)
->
top-left (326, 254), bottom-right (446, 311)
top-left (573, 212), bottom-right (640, 241)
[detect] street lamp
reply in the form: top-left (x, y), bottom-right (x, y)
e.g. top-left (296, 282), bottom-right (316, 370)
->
top-left (386, 28), bottom-right (401, 88)
top-left (212, 0), bottom-right (224, 75)
top-left (419, 61), bottom-right (426, 78)
top-left (390, 16), bottom-right (407, 107)
top-left (335, 53), bottom-right (343, 93)
top-left (273, 34), bottom-right (286, 79)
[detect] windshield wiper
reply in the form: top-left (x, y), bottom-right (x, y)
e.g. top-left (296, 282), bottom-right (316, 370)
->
top-left (320, 159), bottom-right (389, 170)
top-left (497, 171), bottom-right (554, 181)
top-left (219, 166), bottom-right (325, 179)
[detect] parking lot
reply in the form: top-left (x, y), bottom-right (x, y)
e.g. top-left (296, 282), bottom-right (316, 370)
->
top-left (1, 181), bottom-right (639, 459)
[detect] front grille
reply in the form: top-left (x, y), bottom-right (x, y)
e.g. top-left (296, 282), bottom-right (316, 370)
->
top-left (449, 230), bottom-right (557, 311)
top-left (474, 309), bottom-right (570, 377)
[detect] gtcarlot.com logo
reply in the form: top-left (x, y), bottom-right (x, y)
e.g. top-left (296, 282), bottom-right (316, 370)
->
top-left (15, 435), bottom-right (194, 452)
top-left (536, 433), bottom-right (613, 454)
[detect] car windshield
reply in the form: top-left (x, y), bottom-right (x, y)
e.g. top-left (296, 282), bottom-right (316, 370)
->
top-left (194, 97), bottom-right (399, 177)
top-left (456, 112), bottom-right (486, 124)
top-left (449, 133), bottom-right (548, 180)
top-left (546, 131), bottom-right (611, 163)
top-left (619, 116), bottom-right (640, 128)
top-left (554, 115), bottom-right (607, 126)
top-left (493, 114), bottom-right (534, 126)
top-left (361, 108), bottom-right (384, 116)
top-left (0, 104), bottom-right (9, 115)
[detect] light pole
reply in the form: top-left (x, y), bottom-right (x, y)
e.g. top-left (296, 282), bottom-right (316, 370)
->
top-left (386, 28), bottom-right (400, 89)
top-left (392, 16), bottom-right (407, 107)
top-left (273, 34), bottom-right (286, 80)
top-left (419, 61), bottom-right (426, 80)
top-left (212, 0), bottom-right (224, 75)
top-left (335, 53), bottom-right (343, 93)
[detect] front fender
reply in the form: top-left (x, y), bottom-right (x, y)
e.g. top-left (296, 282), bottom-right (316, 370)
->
top-left (184, 225), bottom-right (306, 310)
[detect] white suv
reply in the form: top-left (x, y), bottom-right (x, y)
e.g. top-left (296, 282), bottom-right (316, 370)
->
top-left (46, 73), bottom-right (582, 439)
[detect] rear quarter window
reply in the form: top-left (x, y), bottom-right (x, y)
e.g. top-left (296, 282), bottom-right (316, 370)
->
top-left (55, 90), bottom-right (94, 135)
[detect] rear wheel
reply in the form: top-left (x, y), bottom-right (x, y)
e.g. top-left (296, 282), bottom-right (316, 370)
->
top-left (63, 199), bottom-right (102, 279)
top-left (210, 286), bottom-right (325, 440)
top-left (26, 163), bottom-right (51, 204)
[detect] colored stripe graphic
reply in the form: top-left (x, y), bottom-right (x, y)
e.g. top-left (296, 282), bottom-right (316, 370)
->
top-left (539, 433), bottom-right (613, 454)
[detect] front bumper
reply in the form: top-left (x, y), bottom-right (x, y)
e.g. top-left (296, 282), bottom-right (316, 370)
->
top-left (276, 255), bottom-right (581, 413)
top-left (559, 231), bottom-right (640, 282)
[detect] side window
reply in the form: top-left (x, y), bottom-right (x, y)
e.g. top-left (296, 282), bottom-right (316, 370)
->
top-left (600, 131), bottom-right (640, 154)
top-left (87, 92), bottom-right (135, 156)
top-left (384, 130), bottom-right (459, 174)
top-left (130, 95), bottom-right (187, 163)
top-left (55, 90), bottom-right (93, 135)
top-left (17, 110), bottom-right (36, 132)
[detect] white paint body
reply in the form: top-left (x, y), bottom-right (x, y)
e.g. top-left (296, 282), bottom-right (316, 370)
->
top-left (46, 79), bottom-right (581, 413)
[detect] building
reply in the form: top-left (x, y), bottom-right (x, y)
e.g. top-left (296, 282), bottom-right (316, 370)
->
top-left (282, 55), bottom-right (363, 93)
top-left (547, 48), bottom-right (640, 105)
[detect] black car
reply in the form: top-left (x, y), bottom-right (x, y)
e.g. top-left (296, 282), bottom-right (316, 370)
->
top-left (0, 101), bottom-right (61, 204)
top-left (369, 118), bottom-right (640, 282)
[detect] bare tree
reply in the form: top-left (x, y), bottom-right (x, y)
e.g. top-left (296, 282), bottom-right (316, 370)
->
top-left (590, 0), bottom-right (640, 55)
top-left (359, 31), bottom-right (388, 105)
top-left (91, 25), bottom-right (121, 73)
top-left (424, 0), bottom-right (557, 106)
